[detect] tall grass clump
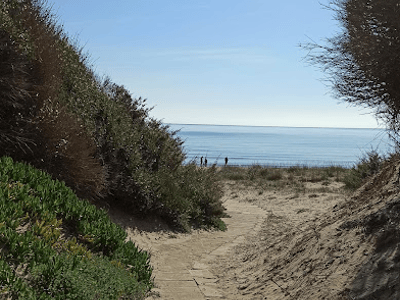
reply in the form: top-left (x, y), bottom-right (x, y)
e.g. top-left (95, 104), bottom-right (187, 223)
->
top-left (217, 166), bottom-right (247, 181)
top-left (343, 150), bottom-right (385, 190)
top-left (0, 0), bottom-right (225, 231)
top-left (246, 165), bottom-right (283, 181)
top-left (0, 156), bottom-right (152, 299)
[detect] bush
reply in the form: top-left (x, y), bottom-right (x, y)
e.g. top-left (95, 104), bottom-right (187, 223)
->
top-left (217, 167), bottom-right (247, 181)
top-left (0, 156), bottom-right (152, 299)
top-left (0, 0), bottom-right (225, 231)
top-left (343, 150), bottom-right (384, 190)
top-left (153, 163), bottom-right (226, 231)
top-left (246, 165), bottom-right (283, 181)
top-left (266, 170), bottom-right (283, 181)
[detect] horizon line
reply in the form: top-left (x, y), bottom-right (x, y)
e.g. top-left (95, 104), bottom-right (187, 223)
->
top-left (165, 122), bottom-right (385, 130)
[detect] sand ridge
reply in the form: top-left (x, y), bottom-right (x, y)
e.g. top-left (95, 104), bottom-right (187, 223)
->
top-left (107, 161), bottom-right (400, 299)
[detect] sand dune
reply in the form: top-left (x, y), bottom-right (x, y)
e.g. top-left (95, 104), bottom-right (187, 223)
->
top-left (108, 161), bottom-right (400, 299)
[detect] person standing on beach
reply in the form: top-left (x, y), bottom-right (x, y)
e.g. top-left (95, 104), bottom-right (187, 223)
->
top-left (225, 157), bottom-right (228, 166)
top-left (204, 158), bottom-right (207, 167)
top-left (200, 156), bottom-right (203, 166)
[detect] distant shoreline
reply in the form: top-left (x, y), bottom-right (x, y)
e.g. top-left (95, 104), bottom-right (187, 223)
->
top-left (188, 161), bottom-right (354, 169)
top-left (167, 122), bottom-right (383, 131)
top-left (170, 124), bottom-right (392, 169)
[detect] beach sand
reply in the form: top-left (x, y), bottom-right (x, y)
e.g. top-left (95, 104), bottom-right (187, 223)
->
top-left (107, 163), bottom-right (400, 299)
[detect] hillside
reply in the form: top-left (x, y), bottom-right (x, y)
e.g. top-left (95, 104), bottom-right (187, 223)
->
top-left (0, 156), bottom-right (153, 298)
top-left (0, 0), bottom-right (226, 298)
top-left (133, 162), bottom-right (400, 299)
top-left (3, 0), bottom-right (400, 299)
top-left (212, 158), bottom-right (400, 299)
top-left (0, 0), bottom-right (225, 230)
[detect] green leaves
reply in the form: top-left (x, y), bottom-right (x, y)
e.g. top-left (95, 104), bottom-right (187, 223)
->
top-left (343, 150), bottom-right (384, 190)
top-left (1, 0), bottom-right (225, 294)
top-left (0, 156), bottom-right (152, 298)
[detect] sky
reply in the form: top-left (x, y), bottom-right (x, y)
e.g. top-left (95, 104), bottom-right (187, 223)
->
top-left (47, 0), bottom-right (382, 128)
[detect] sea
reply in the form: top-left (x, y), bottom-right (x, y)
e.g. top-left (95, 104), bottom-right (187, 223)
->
top-left (167, 124), bottom-right (395, 168)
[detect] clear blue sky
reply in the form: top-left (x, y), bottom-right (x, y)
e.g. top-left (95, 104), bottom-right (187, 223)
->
top-left (48, 0), bottom-right (380, 128)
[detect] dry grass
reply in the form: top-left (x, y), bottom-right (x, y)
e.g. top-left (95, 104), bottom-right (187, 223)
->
top-left (217, 165), bottom-right (351, 195)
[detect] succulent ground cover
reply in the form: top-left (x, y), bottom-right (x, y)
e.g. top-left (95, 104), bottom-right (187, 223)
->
top-left (0, 156), bottom-right (153, 299)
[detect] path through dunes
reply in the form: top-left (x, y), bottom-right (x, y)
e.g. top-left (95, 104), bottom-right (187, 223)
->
top-left (108, 174), bottom-right (384, 299)
top-left (108, 193), bottom-right (267, 300)
top-left (145, 199), bottom-right (267, 299)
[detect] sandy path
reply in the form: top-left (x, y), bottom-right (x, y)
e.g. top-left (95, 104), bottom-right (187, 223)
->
top-left (108, 196), bottom-right (268, 299)
top-left (106, 164), bottom-right (400, 299)
top-left (107, 174), bottom-right (364, 299)
top-left (208, 179), bottom-right (380, 300)
top-left (210, 181), bottom-right (350, 299)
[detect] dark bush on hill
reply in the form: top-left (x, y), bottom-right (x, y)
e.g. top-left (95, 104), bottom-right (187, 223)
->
top-left (0, 0), bottom-right (106, 202)
top-left (0, 26), bottom-right (39, 159)
top-left (0, 0), bottom-right (225, 231)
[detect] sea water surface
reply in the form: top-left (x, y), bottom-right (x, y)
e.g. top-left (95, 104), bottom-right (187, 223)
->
top-left (167, 124), bottom-right (394, 167)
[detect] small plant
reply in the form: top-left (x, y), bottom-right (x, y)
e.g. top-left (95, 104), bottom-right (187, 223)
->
top-left (247, 165), bottom-right (262, 181)
top-left (227, 173), bottom-right (247, 181)
top-left (244, 166), bottom-right (284, 182)
top-left (343, 149), bottom-right (384, 190)
top-left (266, 170), bottom-right (283, 181)
top-left (259, 168), bottom-right (270, 178)
top-left (217, 167), bottom-right (247, 181)
top-left (323, 166), bottom-right (343, 178)
top-left (287, 166), bottom-right (301, 173)
top-left (322, 180), bottom-right (330, 186)
top-left (213, 218), bottom-right (227, 231)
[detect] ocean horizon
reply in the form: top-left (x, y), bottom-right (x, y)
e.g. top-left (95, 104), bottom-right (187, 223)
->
top-left (167, 123), bottom-right (394, 168)
top-left (168, 123), bottom-right (381, 130)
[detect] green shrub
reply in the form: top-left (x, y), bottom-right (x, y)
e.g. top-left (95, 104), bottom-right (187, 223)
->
top-left (226, 173), bottom-right (247, 181)
top-left (246, 165), bottom-right (283, 181)
top-left (266, 170), bottom-right (283, 181)
top-left (154, 164), bottom-right (226, 231)
top-left (30, 254), bottom-right (146, 299)
top-left (0, 156), bottom-right (152, 299)
top-left (217, 167), bottom-right (247, 181)
top-left (246, 165), bottom-right (260, 180)
top-left (343, 150), bottom-right (384, 190)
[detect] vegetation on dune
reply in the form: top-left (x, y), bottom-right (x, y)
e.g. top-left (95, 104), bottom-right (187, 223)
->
top-left (0, 156), bottom-right (152, 299)
top-left (0, 0), bottom-right (226, 297)
top-left (302, 0), bottom-right (400, 145)
top-left (0, 0), bottom-right (225, 231)
top-left (217, 164), bottom-right (352, 193)
top-left (218, 164), bottom-right (349, 183)
top-left (300, 0), bottom-right (400, 190)
top-left (301, 1), bottom-right (400, 298)
top-left (218, 158), bottom-right (388, 193)
top-left (342, 149), bottom-right (385, 190)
